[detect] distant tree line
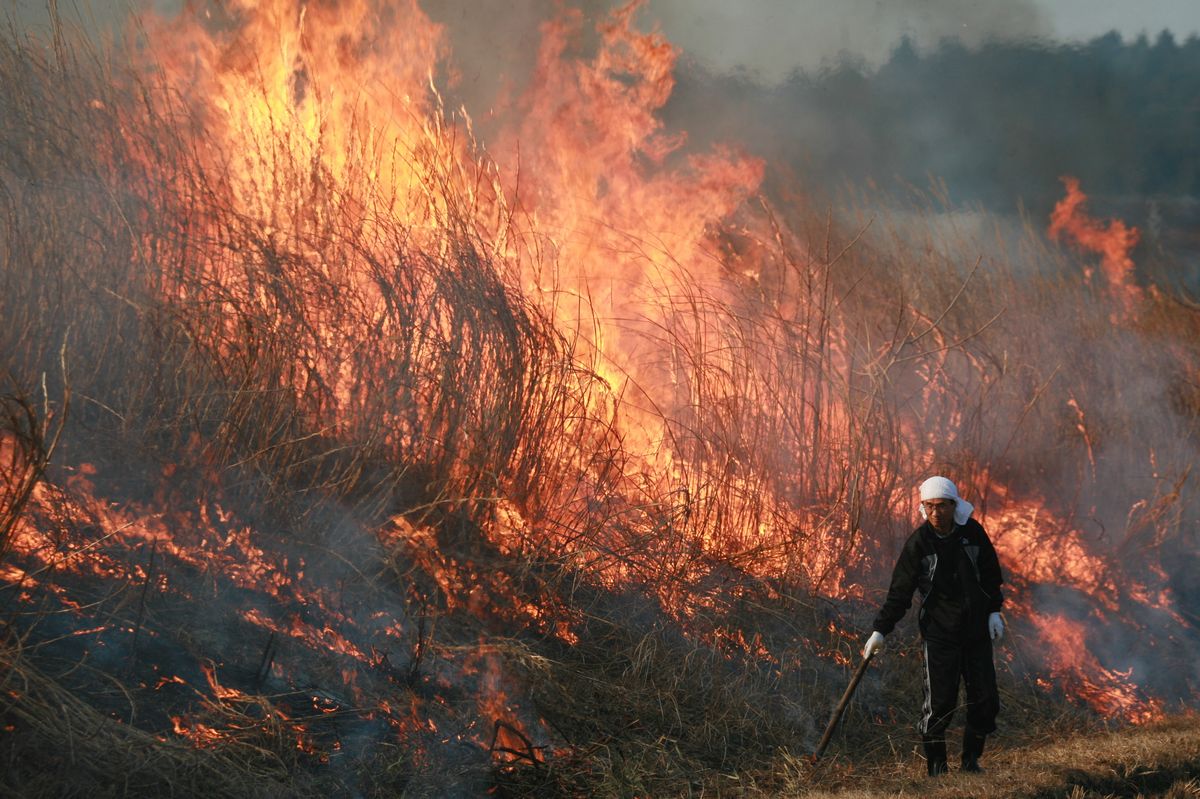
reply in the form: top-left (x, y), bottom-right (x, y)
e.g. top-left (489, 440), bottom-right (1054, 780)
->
top-left (665, 30), bottom-right (1200, 214)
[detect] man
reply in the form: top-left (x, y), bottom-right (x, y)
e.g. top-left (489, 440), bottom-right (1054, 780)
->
top-left (862, 476), bottom-right (1005, 776)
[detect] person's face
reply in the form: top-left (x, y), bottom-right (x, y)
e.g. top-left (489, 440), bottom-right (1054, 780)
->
top-left (922, 498), bottom-right (957, 533)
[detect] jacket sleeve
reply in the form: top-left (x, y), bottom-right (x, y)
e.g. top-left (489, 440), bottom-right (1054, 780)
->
top-left (872, 534), bottom-right (921, 635)
top-left (977, 524), bottom-right (1005, 613)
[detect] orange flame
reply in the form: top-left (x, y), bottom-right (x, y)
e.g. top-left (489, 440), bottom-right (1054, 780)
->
top-left (1048, 176), bottom-right (1142, 311)
top-left (987, 491), bottom-right (1118, 608)
top-left (1029, 612), bottom-right (1163, 723)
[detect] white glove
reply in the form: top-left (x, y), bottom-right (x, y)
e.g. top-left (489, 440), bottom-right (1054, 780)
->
top-left (862, 631), bottom-right (885, 659)
top-left (988, 612), bottom-right (1004, 641)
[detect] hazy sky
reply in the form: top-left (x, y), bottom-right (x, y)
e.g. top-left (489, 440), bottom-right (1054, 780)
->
top-left (11, 0), bottom-right (1200, 84)
top-left (646, 0), bottom-right (1200, 81)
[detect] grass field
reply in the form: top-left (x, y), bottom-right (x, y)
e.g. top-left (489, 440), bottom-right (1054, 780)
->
top-left (2, 4), bottom-right (1198, 796)
top-left (804, 715), bottom-right (1200, 799)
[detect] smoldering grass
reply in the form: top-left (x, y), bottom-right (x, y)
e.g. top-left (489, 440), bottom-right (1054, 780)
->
top-left (0, 632), bottom-right (311, 798)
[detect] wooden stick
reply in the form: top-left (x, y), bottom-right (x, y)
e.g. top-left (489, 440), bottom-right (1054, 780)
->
top-left (813, 650), bottom-right (875, 761)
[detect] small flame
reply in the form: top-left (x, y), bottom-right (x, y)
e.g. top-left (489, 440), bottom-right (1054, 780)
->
top-left (1029, 612), bottom-right (1163, 723)
top-left (1049, 176), bottom-right (1141, 311)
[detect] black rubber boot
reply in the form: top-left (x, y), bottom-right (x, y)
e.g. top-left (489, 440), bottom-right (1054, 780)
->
top-left (923, 736), bottom-right (948, 777)
top-left (961, 730), bottom-right (987, 773)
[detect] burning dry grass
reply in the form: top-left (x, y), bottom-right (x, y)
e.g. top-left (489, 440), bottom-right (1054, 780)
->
top-left (1, 5), bottom-right (1199, 798)
top-left (0, 385), bottom-right (64, 564)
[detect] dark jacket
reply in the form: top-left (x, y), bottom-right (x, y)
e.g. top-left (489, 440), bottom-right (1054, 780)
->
top-left (873, 518), bottom-right (1004, 643)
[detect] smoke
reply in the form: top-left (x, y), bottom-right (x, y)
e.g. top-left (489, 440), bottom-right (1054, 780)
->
top-left (421, 0), bottom-right (1054, 200)
top-left (31, 2), bottom-right (1199, 245)
top-left (425, 0), bottom-right (1050, 93)
top-left (417, 0), bottom-right (1200, 274)
top-left (659, 31), bottom-right (1200, 275)
top-left (647, 0), bottom-right (1050, 81)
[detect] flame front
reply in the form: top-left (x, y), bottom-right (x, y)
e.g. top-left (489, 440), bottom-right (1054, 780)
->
top-left (1, 0), bottom-right (1197, 789)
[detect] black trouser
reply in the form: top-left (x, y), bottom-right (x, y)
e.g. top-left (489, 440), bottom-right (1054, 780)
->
top-left (919, 634), bottom-right (998, 739)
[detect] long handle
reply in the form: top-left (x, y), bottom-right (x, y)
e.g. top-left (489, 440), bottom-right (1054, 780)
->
top-left (813, 650), bottom-right (875, 760)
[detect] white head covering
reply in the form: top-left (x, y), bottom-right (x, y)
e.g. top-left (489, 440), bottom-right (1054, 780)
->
top-left (919, 476), bottom-right (974, 526)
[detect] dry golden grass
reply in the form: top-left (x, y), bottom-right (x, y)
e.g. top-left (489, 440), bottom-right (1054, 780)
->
top-left (788, 715), bottom-right (1200, 799)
